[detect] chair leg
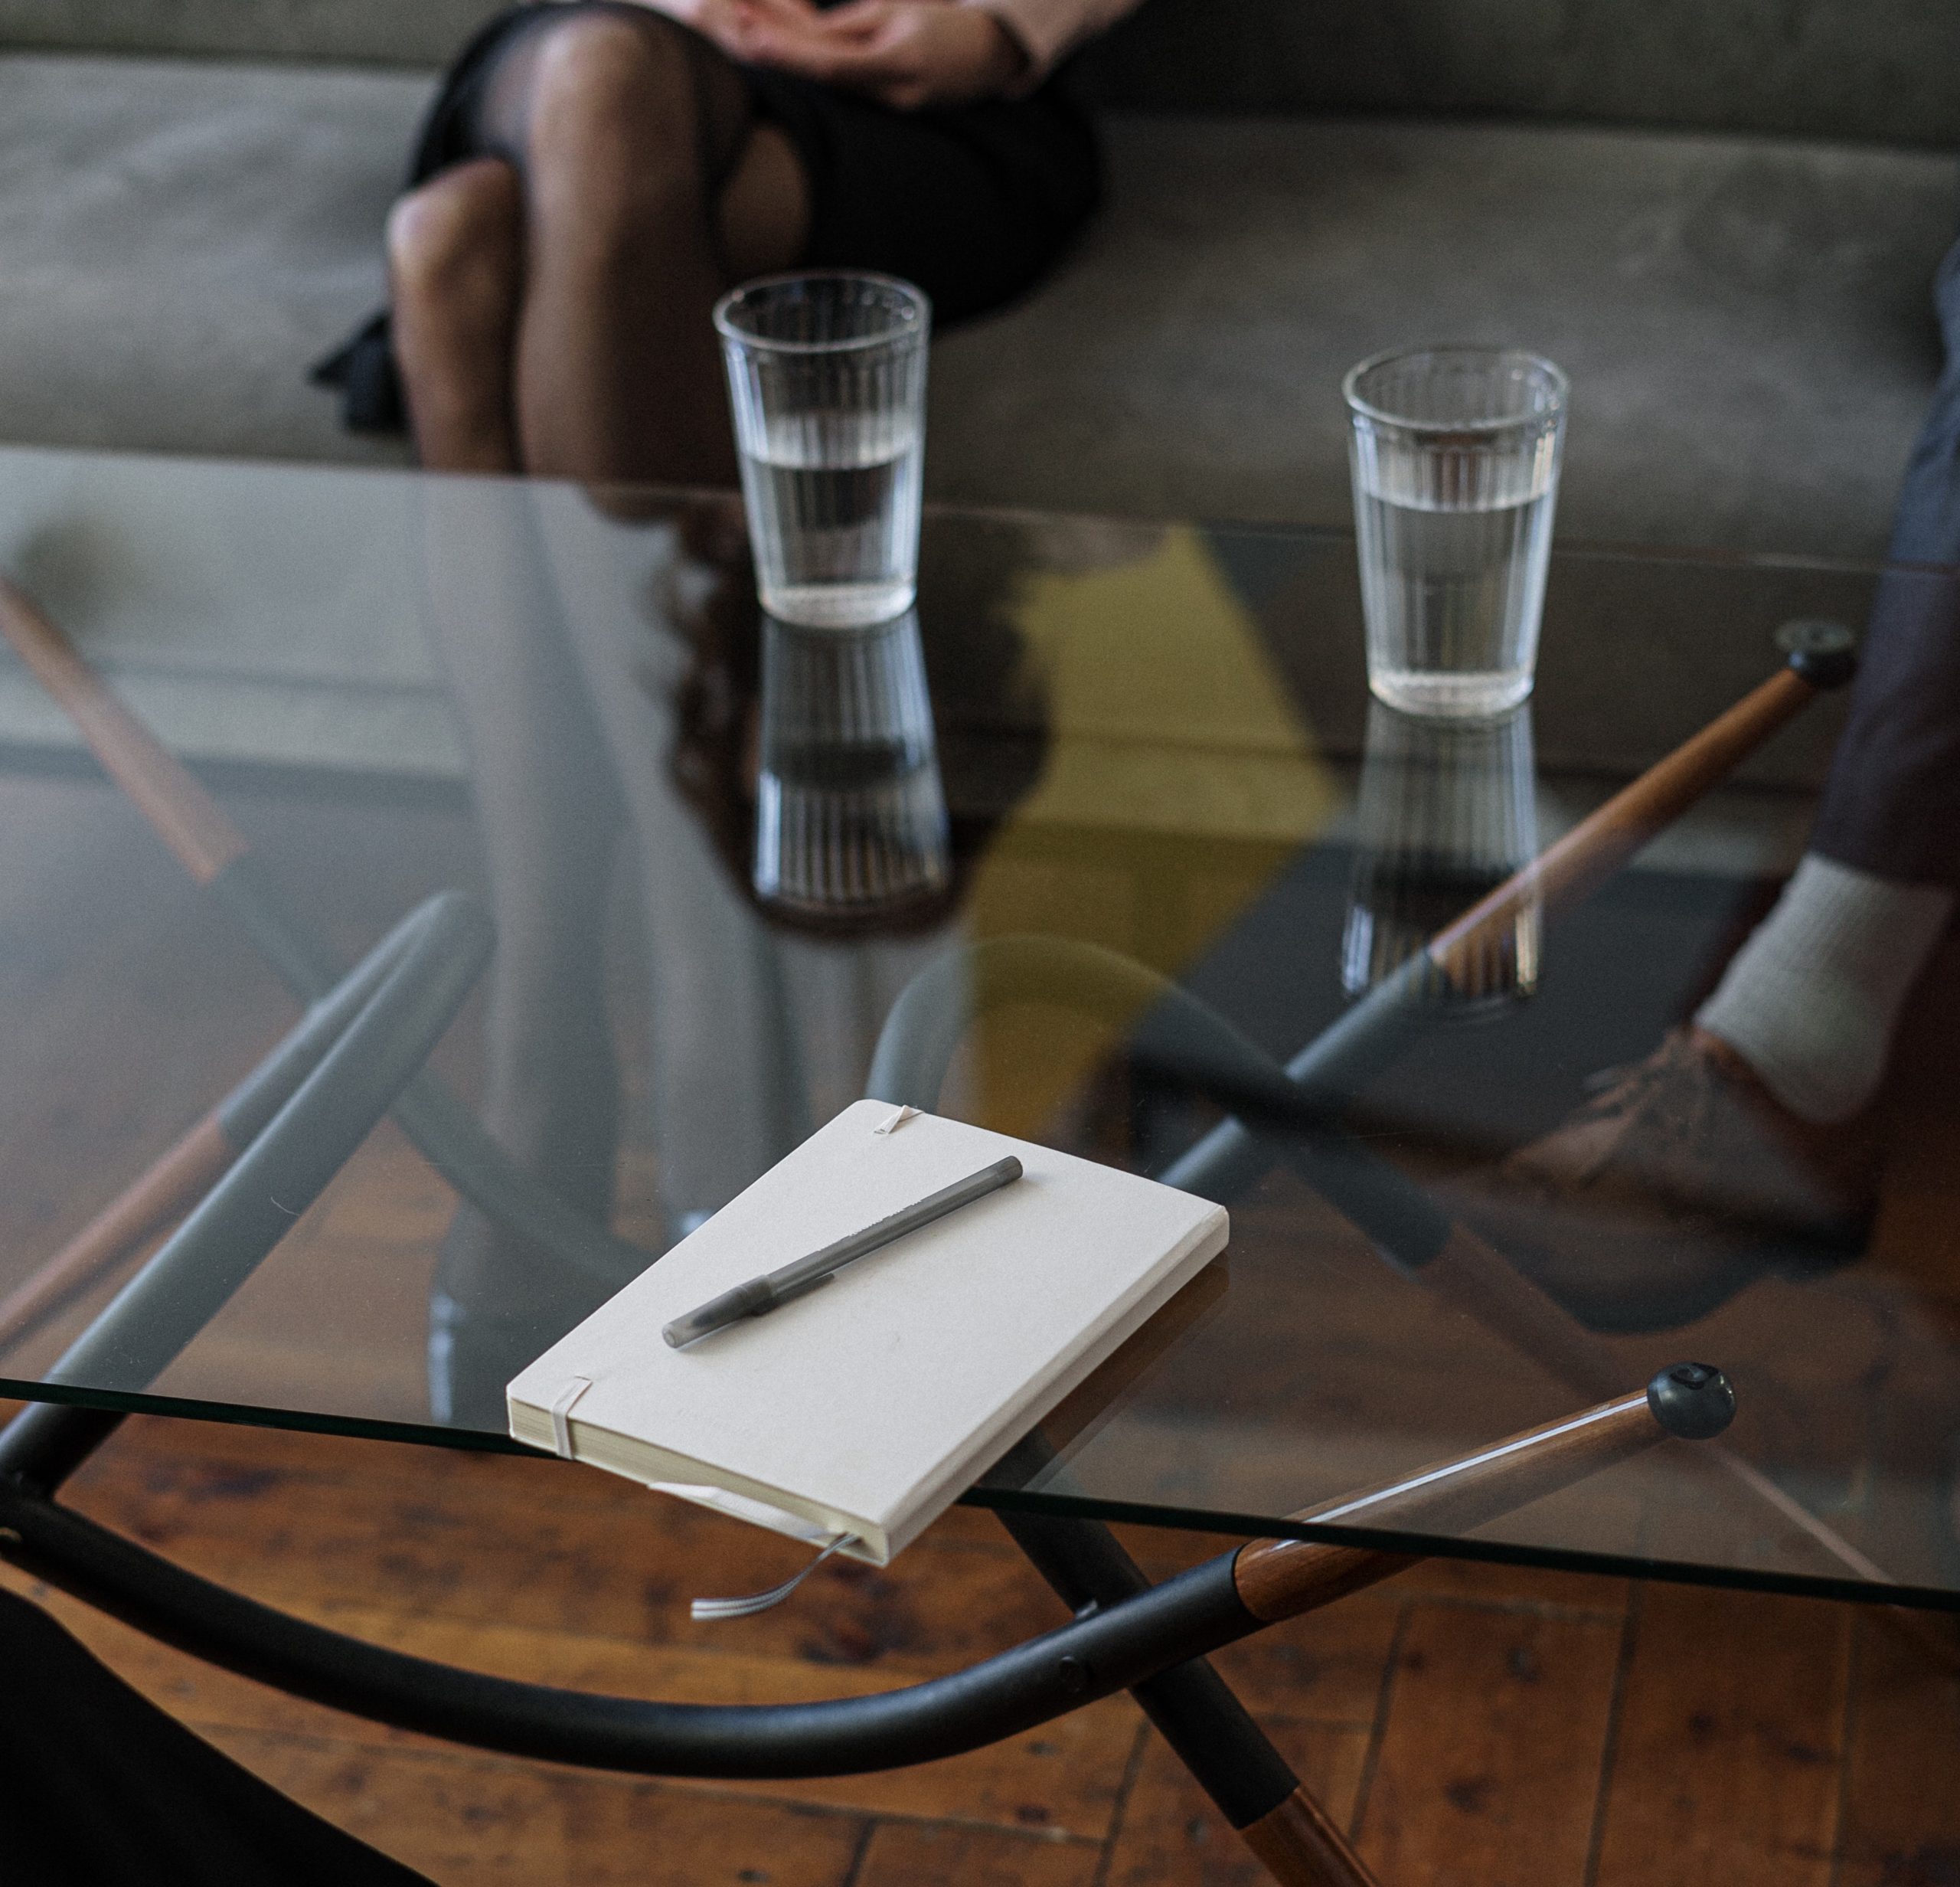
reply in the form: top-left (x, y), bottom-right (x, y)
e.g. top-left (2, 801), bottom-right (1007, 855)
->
top-left (1242, 1789), bottom-right (1385, 1886)
top-left (998, 1469), bottom-right (1380, 1885)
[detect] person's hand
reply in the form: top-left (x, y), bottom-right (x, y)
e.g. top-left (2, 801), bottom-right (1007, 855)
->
top-left (610, 0), bottom-right (826, 68)
top-left (735, 2), bottom-right (1030, 108)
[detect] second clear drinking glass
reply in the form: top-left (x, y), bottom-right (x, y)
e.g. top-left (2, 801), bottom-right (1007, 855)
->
top-left (1344, 347), bottom-right (1567, 717)
top-left (715, 272), bottom-right (929, 630)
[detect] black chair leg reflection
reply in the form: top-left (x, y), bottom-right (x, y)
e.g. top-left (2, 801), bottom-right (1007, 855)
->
top-left (0, 580), bottom-right (657, 1329)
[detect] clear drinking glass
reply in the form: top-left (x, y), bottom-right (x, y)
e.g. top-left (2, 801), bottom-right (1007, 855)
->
top-left (752, 609), bottom-right (950, 917)
top-left (1344, 347), bottom-right (1567, 717)
top-left (715, 272), bottom-right (929, 630)
top-left (1341, 699), bottom-right (1540, 1006)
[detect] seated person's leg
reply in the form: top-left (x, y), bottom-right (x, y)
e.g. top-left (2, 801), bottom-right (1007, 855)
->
top-left (387, 5), bottom-right (811, 481)
top-left (1691, 237), bottom-right (1960, 1123)
top-left (1459, 236), bottom-right (1960, 1326)
top-left (373, 2), bottom-right (1102, 479)
top-left (387, 156), bottom-right (525, 473)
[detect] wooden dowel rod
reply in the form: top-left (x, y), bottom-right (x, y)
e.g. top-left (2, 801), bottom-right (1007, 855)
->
top-left (0, 1112), bottom-right (237, 1352)
top-left (1232, 1375), bottom-right (1720, 1624)
top-left (1426, 1232), bottom-right (1960, 1666)
top-left (0, 580), bottom-right (250, 885)
top-left (1240, 1786), bottom-right (1385, 1887)
top-left (1229, 1538), bottom-right (1417, 1633)
top-left (1417, 1224), bottom-right (1904, 1588)
top-left (1428, 666), bottom-right (1815, 985)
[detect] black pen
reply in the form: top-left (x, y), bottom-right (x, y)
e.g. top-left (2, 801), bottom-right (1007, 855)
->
top-left (662, 1155), bottom-right (1024, 1349)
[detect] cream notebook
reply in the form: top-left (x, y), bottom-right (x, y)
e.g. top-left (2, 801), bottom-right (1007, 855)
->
top-left (508, 1100), bottom-right (1227, 1565)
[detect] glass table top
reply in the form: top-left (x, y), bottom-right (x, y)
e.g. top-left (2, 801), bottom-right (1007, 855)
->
top-left (0, 441), bottom-right (1953, 1609)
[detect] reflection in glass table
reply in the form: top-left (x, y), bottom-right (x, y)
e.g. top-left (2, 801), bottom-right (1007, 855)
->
top-left (0, 444), bottom-right (1952, 1883)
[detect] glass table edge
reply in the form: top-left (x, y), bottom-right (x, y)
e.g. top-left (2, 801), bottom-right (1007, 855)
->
top-left (7, 1378), bottom-right (1949, 1614)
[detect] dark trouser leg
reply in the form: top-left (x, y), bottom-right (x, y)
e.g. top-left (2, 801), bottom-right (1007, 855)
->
top-left (1811, 234), bottom-right (1960, 888)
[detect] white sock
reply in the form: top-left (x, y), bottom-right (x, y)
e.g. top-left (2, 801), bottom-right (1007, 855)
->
top-left (1694, 855), bottom-right (1954, 1123)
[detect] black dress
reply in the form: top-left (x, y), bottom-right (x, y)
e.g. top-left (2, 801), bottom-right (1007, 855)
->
top-left (314, 1), bottom-right (1103, 433)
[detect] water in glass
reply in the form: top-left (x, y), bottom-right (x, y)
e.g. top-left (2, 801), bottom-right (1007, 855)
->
top-left (1345, 347), bottom-right (1566, 718)
top-left (1354, 447), bottom-right (1557, 718)
top-left (739, 409), bottom-right (923, 629)
top-left (717, 273), bottom-right (929, 632)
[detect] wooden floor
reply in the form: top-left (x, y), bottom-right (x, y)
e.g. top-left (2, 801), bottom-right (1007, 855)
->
top-left (3, 1407), bottom-right (1958, 1887)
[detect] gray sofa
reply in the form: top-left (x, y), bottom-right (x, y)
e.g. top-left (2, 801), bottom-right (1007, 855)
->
top-left (0, 0), bottom-right (1955, 558)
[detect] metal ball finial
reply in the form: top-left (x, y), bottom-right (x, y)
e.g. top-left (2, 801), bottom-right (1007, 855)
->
top-left (1646, 1362), bottom-right (1736, 1440)
top-left (1776, 620), bottom-right (1857, 689)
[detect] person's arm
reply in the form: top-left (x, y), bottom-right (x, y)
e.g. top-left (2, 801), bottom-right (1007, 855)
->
top-left (956, 0), bottom-right (1142, 87)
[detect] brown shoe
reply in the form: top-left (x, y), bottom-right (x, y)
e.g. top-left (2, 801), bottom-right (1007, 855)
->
top-left (1449, 1026), bottom-right (1880, 1332)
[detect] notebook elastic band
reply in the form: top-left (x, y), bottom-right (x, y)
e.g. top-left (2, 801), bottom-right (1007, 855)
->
top-left (548, 1375), bottom-right (593, 1457)
top-left (691, 1533), bottom-right (857, 1621)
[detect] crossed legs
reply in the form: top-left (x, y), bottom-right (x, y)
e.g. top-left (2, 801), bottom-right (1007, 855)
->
top-left (386, 8), bottom-right (811, 482)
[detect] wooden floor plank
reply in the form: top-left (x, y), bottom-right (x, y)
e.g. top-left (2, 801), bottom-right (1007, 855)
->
top-left (1366, 1558), bottom-right (1628, 1621)
top-left (214, 1728), bottom-right (867, 1887)
top-left (1200, 1596), bottom-right (1408, 1726)
top-left (1589, 1584), bottom-right (1851, 1887)
top-left (57, 1419), bottom-right (1070, 1680)
top-left (1354, 1599), bottom-right (1622, 1887)
top-left (852, 1820), bottom-right (1102, 1887)
top-left (1828, 1610), bottom-right (1960, 1887)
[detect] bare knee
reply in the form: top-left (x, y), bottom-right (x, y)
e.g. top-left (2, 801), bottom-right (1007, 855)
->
top-left (522, 12), bottom-right (704, 210)
top-left (387, 158), bottom-right (523, 312)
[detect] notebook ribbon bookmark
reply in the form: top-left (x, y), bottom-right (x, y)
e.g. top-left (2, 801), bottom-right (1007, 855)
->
top-left (691, 1534), bottom-right (857, 1621)
top-left (548, 1376), bottom-right (593, 1457)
